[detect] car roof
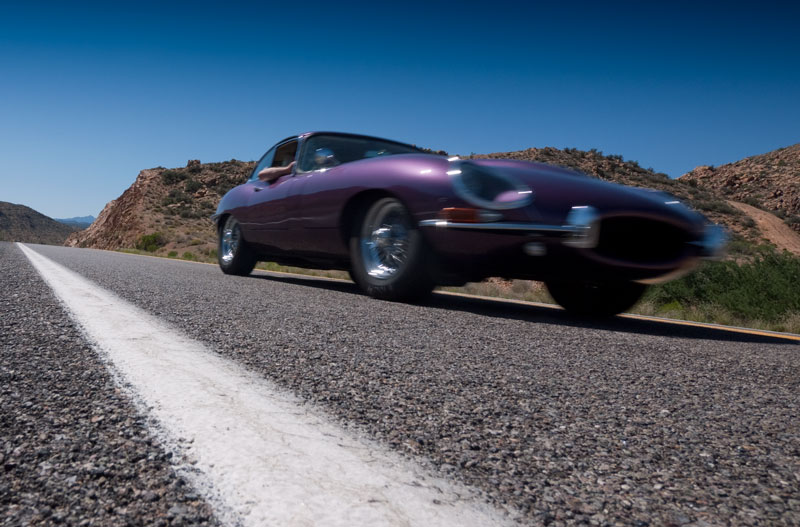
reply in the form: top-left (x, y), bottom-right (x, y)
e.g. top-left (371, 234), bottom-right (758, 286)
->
top-left (276, 131), bottom-right (421, 151)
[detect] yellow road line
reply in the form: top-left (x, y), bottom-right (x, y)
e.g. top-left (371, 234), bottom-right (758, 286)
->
top-left (437, 290), bottom-right (800, 342)
top-left (618, 313), bottom-right (800, 341)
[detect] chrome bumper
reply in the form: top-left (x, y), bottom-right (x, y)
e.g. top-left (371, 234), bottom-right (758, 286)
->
top-left (420, 210), bottom-right (728, 260)
top-left (419, 206), bottom-right (601, 249)
top-left (418, 219), bottom-right (579, 234)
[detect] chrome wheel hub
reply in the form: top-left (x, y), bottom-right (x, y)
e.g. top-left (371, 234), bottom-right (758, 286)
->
top-left (361, 208), bottom-right (410, 280)
top-left (221, 221), bottom-right (240, 264)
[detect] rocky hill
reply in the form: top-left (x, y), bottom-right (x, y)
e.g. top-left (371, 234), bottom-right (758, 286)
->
top-left (66, 144), bottom-right (800, 259)
top-left (680, 143), bottom-right (800, 233)
top-left (66, 159), bottom-right (255, 257)
top-left (0, 202), bottom-right (80, 244)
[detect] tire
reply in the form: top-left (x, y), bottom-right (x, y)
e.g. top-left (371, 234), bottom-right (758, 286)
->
top-left (218, 216), bottom-right (257, 276)
top-left (349, 197), bottom-right (434, 301)
top-left (545, 280), bottom-right (646, 317)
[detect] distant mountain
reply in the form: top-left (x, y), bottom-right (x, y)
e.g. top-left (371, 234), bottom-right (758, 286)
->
top-left (0, 201), bottom-right (80, 245)
top-left (680, 143), bottom-right (800, 233)
top-left (55, 215), bottom-right (95, 229)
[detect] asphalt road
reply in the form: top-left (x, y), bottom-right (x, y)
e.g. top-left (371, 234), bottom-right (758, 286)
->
top-left (2, 242), bottom-right (799, 526)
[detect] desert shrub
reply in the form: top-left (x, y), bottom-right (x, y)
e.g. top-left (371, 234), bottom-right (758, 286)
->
top-left (168, 251), bottom-right (178, 258)
top-left (742, 196), bottom-right (763, 209)
top-left (135, 232), bottom-right (165, 252)
top-left (182, 252), bottom-right (194, 260)
top-left (179, 209), bottom-right (201, 219)
top-left (161, 169), bottom-right (187, 185)
top-left (184, 179), bottom-right (202, 193)
top-left (646, 252), bottom-right (800, 321)
top-left (162, 189), bottom-right (192, 207)
top-left (696, 200), bottom-right (737, 214)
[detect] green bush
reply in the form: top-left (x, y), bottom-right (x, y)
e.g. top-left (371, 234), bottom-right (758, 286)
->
top-left (161, 169), bottom-right (187, 185)
top-left (182, 252), bottom-right (195, 260)
top-left (646, 252), bottom-right (800, 321)
top-left (743, 196), bottom-right (763, 208)
top-left (168, 251), bottom-right (178, 258)
top-left (184, 179), bottom-right (202, 193)
top-left (179, 209), bottom-right (201, 219)
top-left (135, 232), bottom-right (165, 252)
top-left (696, 200), bottom-right (737, 214)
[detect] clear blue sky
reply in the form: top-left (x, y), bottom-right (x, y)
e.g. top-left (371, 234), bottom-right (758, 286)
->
top-left (2, 1), bottom-right (798, 218)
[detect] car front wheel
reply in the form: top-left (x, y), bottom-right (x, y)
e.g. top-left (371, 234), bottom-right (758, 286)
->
top-left (349, 197), bottom-right (434, 301)
top-left (218, 216), bottom-right (257, 276)
top-left (545, 280), bottom-right (646, 317)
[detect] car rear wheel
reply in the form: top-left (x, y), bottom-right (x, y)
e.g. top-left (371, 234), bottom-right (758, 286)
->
top-left (218, 216), bottom-right (257, 276)
top-left (349, 197), bottom-right (434, 301)
top-left (545, 279), bottom-right (646, 317)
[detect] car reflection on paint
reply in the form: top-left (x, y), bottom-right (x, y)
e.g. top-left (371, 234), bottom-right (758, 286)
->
top-left (214, 132), bottom-right (726, 316)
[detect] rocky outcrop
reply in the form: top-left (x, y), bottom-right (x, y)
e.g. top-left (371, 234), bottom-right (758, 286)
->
top-left (67, 169), bottom-right (158, 249)
top-left (0, 201), bottom-right (79, 245)
top-left (66, 160), bottom-right (254, 254)
top-left (681, 143), bottom-right (800, 232)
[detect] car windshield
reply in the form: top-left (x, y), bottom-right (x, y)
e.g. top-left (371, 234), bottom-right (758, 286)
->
top-left (298, 135), bottom-right (422, 172)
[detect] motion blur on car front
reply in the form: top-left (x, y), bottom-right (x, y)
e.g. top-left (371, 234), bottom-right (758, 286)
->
top-left (214, 132), bottom-right (726, 316)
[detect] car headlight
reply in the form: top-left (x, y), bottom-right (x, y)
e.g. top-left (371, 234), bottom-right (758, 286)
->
top-left (447, 161), bottom-right (533, 210)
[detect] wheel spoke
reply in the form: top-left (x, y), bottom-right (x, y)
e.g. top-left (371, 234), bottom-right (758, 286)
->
top-left (361, 206), bottom-right (412, 279)
top-left (221, 220), bottom-right (241, 264)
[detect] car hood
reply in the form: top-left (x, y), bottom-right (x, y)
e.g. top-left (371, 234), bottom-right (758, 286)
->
top-left (466, 158), bottom-right (706, 231)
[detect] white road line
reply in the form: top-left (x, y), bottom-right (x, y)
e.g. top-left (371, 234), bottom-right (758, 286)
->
top-left (17, 243), bottom-right (513, 527)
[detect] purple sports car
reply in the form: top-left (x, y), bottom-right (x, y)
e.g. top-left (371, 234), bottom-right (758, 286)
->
top-left (214, 132), bottom-right (725, 315)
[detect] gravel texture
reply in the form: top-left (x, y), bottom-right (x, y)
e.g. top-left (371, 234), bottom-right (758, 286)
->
top-left (15, 243), bottom-right (800, 526)
top-left (0, 243), bottom-right (219, 526)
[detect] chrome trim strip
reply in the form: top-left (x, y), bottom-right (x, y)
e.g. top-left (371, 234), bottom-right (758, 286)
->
top-left (419, 219), bottom-right (578, 234)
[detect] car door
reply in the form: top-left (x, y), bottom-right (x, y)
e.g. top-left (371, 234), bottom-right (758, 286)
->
top-left (279, 135), bottom-right (345, 254)
top-left (244, 140), bottom-right (299, 251)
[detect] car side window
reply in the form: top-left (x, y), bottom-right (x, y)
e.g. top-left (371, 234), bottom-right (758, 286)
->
top-left (249, 147), bottom-right (276, 182)
top-left (249, 140), bottom-right (298, 182)
top-left (273, 140), bottom-right (297, 168)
